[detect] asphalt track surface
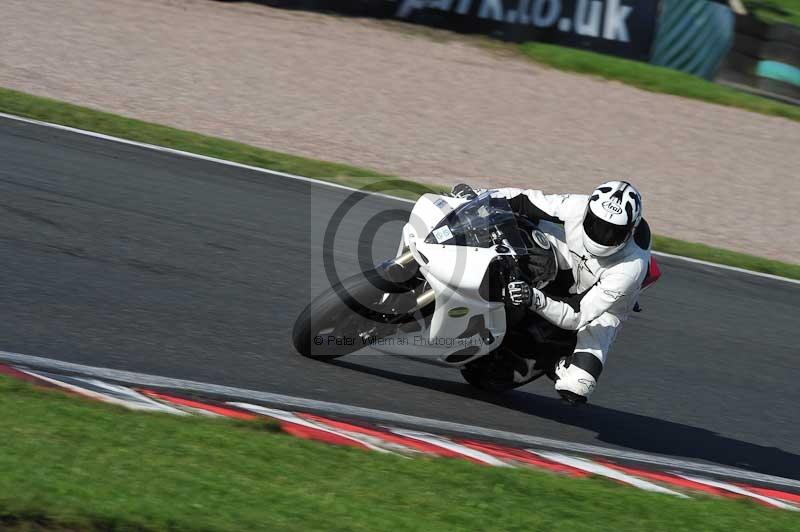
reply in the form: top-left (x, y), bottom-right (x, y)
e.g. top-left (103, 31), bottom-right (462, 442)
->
top-left (2, 117), bottom-right (799, 480)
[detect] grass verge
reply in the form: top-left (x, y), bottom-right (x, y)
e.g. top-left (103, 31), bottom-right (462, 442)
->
top-left (746, 0), bottom-right (800, 25)
top-left (653, 235), bottom-right (800, 279)
top-left (2, 375), bottom-right (798, 531)
top-left (383, 19), bottom-right (799, 122)
top-left (1, 86), bottom-right (798, 280)
top-left (517, 43), bottom-right (800, 122)
top-left (0, 88), bottom-right (434, 202)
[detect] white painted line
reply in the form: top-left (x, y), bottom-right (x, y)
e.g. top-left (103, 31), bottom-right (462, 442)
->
top-left (0, 112), bottom-right (409, 206)
top-left (651, 250), bottom-right (800, 286)
top-left (78, 377), bottom-right (197, 415)
top-left (3, 351), bottom-right (799, 490)
top-left (390, 428), bottom-right (511, 466)
top-left (231, 402), bottom-right (392, 453)
top-left (18, 369), bottom-right (186, 415)
top-left (532, 450), bottom-right (688, 498)
top-left (1, 111), bottom-right (796, 285)
top-left (676, 474), bottom-right (799, 511)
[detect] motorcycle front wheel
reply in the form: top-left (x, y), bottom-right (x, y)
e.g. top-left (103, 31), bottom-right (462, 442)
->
top-left (292, 268), bottom-right (418, 360)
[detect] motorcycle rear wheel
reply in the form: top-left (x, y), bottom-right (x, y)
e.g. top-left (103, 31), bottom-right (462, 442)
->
top-left (460, 349), bottom-right (546, 392)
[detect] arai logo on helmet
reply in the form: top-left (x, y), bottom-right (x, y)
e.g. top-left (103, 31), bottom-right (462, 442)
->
top-left (601, 201), bottom-right (623, 215)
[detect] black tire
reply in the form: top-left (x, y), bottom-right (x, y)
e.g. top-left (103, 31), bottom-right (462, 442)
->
top-left (734, 15), bottom-right (768, 39)
top-left (767, 24), bottom-right (800, 47)
top-left (720, 50), bottom-right (759, 75)
top-left (292, 268), bottom-right (416, 360)
top-left (460, 364), bottom-right (501, 390)
top-left (757, 77), bottom-right (800, 101)
top-left (460, 350), bottom-right (545, 392)
top-left (731, 33), bottom-right (763, 58)
top-left (761, 41), bottom-right (800, 65)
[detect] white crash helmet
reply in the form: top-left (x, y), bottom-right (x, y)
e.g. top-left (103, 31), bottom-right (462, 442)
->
top-left (582, 181), bottom-right (643, 257)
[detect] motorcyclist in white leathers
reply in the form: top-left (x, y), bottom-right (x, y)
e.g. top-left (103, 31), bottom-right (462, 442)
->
top-left (455, 181), bottom-right (651, 405)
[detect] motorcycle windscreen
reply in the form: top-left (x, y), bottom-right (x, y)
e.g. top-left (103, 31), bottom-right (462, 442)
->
top-left (424, 192), bottom-right (527, 253)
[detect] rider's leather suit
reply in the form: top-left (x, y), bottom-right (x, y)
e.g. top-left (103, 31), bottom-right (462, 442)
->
top-left (493, 188), bottom-right (651, 401)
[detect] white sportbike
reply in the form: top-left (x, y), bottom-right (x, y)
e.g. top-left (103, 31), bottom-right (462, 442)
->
top-left (292, 188), bottom-right (595, 391)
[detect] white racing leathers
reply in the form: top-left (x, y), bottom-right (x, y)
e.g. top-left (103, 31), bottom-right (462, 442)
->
top-left (493, 189), bottom-right (651, 400)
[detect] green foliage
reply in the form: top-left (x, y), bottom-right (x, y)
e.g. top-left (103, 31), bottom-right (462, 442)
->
top-left (518, 43), bottom-right (800, 122)
top-left (746, 0), bottom-right (800, 25)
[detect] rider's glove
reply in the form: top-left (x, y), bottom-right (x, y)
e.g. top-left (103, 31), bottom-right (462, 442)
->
top-left (451, 183), bottom-right (478, 200)
top-left (508, 281), bottom-right (532, 306)
top-left (508, 281), bottom-right (546, 309)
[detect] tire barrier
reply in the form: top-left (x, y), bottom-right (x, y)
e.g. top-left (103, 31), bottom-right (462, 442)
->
top-left (716, 14), bottom-right (800, 104)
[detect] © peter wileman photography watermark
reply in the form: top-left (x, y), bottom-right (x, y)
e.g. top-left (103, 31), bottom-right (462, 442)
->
top-left (312, 334), bottom-right (482, 349)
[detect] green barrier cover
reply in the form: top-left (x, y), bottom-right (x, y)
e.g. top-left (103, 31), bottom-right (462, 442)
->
top-left (650, 0), bottom-right (735, 79)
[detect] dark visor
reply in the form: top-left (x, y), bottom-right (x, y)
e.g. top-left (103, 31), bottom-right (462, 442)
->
top-left (583, 208), bottom-right (630, 246)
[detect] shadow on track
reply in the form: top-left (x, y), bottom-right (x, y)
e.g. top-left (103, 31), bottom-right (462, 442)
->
top-left (332, 359), bottom-right (800, 480)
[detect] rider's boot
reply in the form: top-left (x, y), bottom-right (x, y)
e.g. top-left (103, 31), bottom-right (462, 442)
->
top-left (553, 355), bottom-right (599, 406)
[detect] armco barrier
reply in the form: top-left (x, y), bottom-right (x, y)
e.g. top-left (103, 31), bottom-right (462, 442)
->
top-left (717, 14), bottom-right (800, 104)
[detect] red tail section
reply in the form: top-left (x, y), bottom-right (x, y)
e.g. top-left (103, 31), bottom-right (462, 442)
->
top-left (642, 257), bottom-right (661, 289)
